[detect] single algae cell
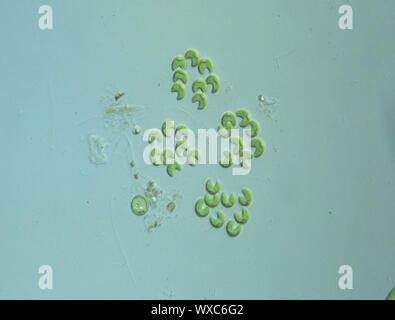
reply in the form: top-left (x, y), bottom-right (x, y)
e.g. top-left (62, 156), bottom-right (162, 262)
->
top-left (173, 69), bottom-right (188, 84)
top-left (247, 119), bottom-right (260, 137)
top-left (192, 78), bottom-right (208, 93)
top-left (198, 57), bottom-right (214, 74)
top-left (206, 74), bottom-right (220, 93)
top-left (192, 92), bottom-right (208, 110)
top-left (210, 211), bottom-right (226, 228)
top-left (195, 198), bottom-right (210, 217)
top-left (251, 137), bottom-right (265, 158)
top-left (239, 188), bottom-right (253, 206)
top-left (172, 55), bottom-right (187, 71)
top-left (171, 81), bottom-right (186, 100)
top-left (236, 109), bottom-right (251, 127)
top-left (221, 111), bottom-right (237, 129)
top-left (204, 193), bottom-right (220, 208)
top-left (134, 125), bottom-right (141, 135)
top-left (167, 161), bottom-right (182, 177)
top-left (185, 48), bottom-right (200, 67)
top-left (234, 207), bottom-right (250, 224)
top-left (131, 194), bottom-right (149, 216)
top-left (206, 179), bottom-right (221, 194)
top-left (221, 192), bottom-right (236, 208)
top-left (226, 220), bottom-right (242, 237)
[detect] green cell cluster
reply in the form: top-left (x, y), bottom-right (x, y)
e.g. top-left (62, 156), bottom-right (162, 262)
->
top-left (146, 120), bottom-right (201, 177)
top-left (194, 179), bottom-right (254, 238)
top-left (217, 108), bottom-right (266, 169)
top-left (170, 49), bottom-right (220, 110)
top-left (119, 50), bottom-right (270, 241)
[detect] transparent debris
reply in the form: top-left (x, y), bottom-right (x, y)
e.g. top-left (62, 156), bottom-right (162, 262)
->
top-left (88, 134), bottom-right (108, 165)
top-left (258, 94), bottom-right (278, 119)
top-left (258, 94), bottom-right (277, 106)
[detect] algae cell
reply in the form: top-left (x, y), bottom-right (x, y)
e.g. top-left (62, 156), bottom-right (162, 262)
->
top-left (131, 194), bottom-right (149, 216)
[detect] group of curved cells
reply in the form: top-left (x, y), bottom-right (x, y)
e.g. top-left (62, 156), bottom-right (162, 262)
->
top-left (195, 179), bottom-right (253, 237)
top-left (148, 119), bottom-right (200, 177)
top-left (218, 108), bottom-right (266, 169)
top-left (171, 48), bottom-right (221, 110)
top-left (133, 50), bottom-right (263, 238)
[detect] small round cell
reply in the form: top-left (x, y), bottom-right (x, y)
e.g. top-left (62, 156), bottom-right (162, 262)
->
top-left (134, 125), bottom-right (141, 135)
top-left (131, 194), bottom-right (149, 216)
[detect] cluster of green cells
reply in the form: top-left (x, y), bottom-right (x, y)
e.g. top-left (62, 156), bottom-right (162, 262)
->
top-left (194, 179), bottom-right (254, 237)
top-left (217, 108), bottom-right (266, 169)
top-left (148, 119), bottom-right (201, 177)
top-left (171, 49), bottom-right (220, 110)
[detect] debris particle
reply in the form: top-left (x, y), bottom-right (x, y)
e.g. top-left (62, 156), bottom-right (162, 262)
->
top-left (114, 91), bottom-right (125, 101)
top-left (144, 180), bottom-right (163, 207)
top-left (258, 95), bottom-right (277, 105)
top-left (166, 201), bottom-right (176, 213)
top-left (88, 134), bottom-right (108, 165)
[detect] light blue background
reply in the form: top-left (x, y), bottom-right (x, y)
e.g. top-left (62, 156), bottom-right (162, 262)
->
top-left (0, 0), bottom-right (394, 299)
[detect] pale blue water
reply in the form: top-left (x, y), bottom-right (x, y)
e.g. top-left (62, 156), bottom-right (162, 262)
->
top-left (0, 0), bottom-right (394, 299)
